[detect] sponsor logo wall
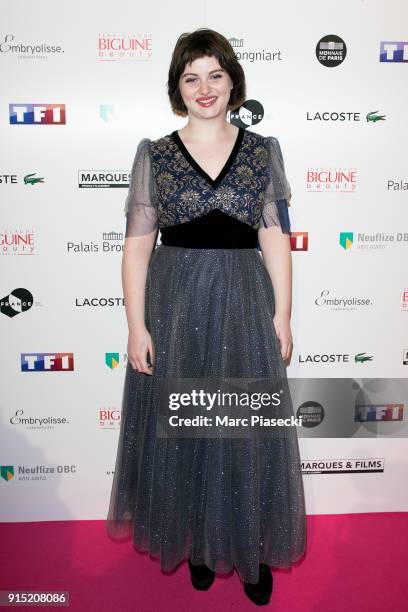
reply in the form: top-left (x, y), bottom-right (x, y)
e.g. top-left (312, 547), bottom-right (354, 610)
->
top-left (1, 1), bottom-right (407, 521)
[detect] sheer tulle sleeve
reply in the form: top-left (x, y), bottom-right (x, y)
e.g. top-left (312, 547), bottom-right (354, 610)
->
top-left (124, 138), bottom-right (159, 238)
top-left (259, 136), bottom-right (292, 234)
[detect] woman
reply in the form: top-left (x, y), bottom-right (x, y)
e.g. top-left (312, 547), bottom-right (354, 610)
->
top-left (106, 28), bottom-right (306, 606)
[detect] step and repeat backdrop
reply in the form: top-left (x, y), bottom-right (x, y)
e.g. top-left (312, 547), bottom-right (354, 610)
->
top-left (1, 0), bottom-right (407, 521)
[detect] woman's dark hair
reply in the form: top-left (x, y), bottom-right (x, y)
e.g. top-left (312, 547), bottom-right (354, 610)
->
top-left (167, 28), bottom-right (246, 117)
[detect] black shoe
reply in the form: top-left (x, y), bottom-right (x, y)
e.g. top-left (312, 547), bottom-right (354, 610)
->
top-left (188, 559), bottom-right (215, 590)
top-left (243, 564), bottom-right (273, 606)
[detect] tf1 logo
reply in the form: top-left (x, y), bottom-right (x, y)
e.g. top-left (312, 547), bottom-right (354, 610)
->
top-left (355, 404), bottom-right (403, 422)
top-left (21, 353), bottom-right (74, 371)
top-left (9, 104), bottom-right (66, 124)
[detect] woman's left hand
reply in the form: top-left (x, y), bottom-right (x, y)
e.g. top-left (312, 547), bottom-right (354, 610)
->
top-left (273, 314), bottom-right (293, 364)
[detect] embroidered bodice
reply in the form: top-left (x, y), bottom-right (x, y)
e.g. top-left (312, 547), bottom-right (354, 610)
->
top-left (124, 128), bottom-right (292, 242)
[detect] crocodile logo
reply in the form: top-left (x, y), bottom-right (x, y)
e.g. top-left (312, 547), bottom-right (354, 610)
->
top-left (355, 352), bottom-right (373, 363)
top-left (366, 111), bottom-right (386, 123)
top-left (24, 172), bottom-right (45, 185)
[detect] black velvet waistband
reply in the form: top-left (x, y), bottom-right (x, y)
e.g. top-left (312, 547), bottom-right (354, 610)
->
top-left (160, 209), bottom-right (259, 249)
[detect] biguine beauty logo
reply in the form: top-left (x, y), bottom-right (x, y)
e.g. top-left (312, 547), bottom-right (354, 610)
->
top-left (99, 407), bottom-right (121, 428)
top-left (306, 167), bottom-right (357, 192)
top-left (98, 33), bottom-right (152, 61)
top-left (0, 229), bottom-right (35, 255)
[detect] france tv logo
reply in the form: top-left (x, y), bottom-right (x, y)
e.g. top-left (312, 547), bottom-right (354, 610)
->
top-left (9, 104), bottom-right (66, 124)
top-left (21, 353), bottom-right (74, 371)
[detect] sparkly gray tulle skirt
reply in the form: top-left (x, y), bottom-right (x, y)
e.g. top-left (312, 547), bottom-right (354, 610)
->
top-left (106, 245), bottom-right (306, 584)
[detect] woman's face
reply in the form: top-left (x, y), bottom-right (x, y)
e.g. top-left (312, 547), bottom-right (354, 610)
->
top-left (178, 55), bottom-right (233, 119)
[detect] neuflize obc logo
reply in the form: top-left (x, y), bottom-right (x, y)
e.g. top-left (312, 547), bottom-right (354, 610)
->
top-left (9, 103), bottom-right (66, 124)
top-left (21, 353), bottom-right (74, 371)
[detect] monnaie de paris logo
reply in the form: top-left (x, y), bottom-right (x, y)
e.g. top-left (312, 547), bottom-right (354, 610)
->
top-left (316, 35), bottom-right (347, 67)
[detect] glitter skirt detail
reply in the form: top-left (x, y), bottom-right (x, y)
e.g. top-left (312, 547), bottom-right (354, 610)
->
top-left (106, 245), bottom-right (307, 584)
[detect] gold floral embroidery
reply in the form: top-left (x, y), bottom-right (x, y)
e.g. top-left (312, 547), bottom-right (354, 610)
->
top-left (150, 130), bottom-right (273, 230)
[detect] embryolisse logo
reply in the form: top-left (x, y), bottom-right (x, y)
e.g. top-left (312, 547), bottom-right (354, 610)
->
top-left (316, 35), bottom-right (347, 66)
top-left (315, 289), bottom-right (373, 310)
top-left (10, 409), bottom-right (70, 429)
top-left (229, 100), bottom-right (264, 128)
top-left (0, 33), bottom-right (65, 58)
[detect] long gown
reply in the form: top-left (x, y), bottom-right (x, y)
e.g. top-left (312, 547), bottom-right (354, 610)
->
top-left (106, 126), bottom-right (307, 585)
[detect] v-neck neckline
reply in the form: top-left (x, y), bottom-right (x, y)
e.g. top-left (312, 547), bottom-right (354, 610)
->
top-left (170, 127), bottom-right (245, 189)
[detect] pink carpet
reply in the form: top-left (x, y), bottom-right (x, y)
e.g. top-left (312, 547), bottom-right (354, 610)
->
top-left (0, 513), bottom-right (406, 611)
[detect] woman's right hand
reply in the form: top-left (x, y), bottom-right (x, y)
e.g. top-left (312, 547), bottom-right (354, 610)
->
top-left (127, 327), bottom-right (155, 375)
